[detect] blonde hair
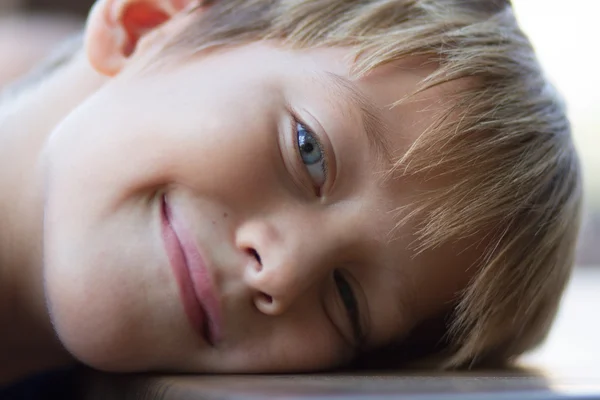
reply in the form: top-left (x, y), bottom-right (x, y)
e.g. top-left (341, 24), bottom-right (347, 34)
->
top-left (157, 0), bottom-right (582, 369)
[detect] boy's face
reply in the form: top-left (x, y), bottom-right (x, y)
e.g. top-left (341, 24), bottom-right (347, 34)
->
top-left (41, 40), bottom-right (469, 373)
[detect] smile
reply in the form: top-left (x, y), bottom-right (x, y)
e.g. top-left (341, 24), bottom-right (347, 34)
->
top-left (160, 194), bottom-right (222, 346)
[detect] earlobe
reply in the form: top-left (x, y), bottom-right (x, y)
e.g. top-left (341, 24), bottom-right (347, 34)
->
top-left (85, 0), bottom-right (200, 76)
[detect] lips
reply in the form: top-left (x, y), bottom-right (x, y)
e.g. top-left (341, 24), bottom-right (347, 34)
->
top-left (160, 194), bottom-right (222, 346)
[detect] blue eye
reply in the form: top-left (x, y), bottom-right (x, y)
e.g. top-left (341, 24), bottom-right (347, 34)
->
top-left (296, 122), bottom-right (327, 188)
top-left (334, 269), bottom-right (362, 345)
top-left (334, 270), bottom-right (357, 315)
top-left (297, 123), bottom-right (322, 165)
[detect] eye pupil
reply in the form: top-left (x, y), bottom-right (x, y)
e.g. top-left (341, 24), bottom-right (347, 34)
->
top-left (301, 142), bottom-right (314, 153)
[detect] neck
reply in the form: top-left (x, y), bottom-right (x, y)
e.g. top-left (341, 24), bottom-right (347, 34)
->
top-left (0, 51), bottom-right (107, 385)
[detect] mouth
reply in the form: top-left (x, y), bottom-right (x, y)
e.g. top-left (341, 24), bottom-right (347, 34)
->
top-left (160, 194), bottom-right (222, 346)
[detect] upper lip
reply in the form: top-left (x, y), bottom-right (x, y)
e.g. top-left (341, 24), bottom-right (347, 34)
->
top-left (161, 194), bottom-right (222, 346)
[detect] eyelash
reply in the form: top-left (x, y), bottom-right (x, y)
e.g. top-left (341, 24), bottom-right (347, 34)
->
top-left (334, 269), bottom-right (362, 347)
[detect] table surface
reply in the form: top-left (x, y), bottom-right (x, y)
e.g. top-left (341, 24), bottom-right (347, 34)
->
top-left (85, 370), bottom-right (600, 400)
top-left (80, 268), bottom-right (600, 400)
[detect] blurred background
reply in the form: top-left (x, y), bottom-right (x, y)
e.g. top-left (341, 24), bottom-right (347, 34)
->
top-left (0, 0), bottom-right (599, 380)
top-left (512, 1), bottom-right (600, 267)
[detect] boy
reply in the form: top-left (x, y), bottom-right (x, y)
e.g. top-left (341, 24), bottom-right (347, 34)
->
top-left (0, 0), bottom-right (582, 386)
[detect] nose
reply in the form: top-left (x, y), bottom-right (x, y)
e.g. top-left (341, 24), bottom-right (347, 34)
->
top-left (237, 218), bottom-right (332, 316)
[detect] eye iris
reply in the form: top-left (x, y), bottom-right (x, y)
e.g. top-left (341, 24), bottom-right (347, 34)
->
top-left (298, 125), bottom-right (322, 165)
top-left (334, 271), bottom-right (356, 312)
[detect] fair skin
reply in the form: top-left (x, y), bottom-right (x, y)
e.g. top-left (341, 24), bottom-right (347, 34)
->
top-left (0, 0), bottom-right (472, 385)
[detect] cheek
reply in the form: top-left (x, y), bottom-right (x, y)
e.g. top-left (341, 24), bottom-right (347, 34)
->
top-left (43, 56), bottom-right (287, 219)
top-left (221, 311), bottom-right (349, 373)
top-left (42, 199), bottom-right (186, 371)
top-left (40, 95), bottom-right (194, 371)
top-left (270, 333), bottom-right (347, 372)
top-left (39, 63), bottom-right (291, 372)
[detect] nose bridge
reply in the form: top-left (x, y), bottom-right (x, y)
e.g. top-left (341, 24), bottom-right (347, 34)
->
top-left (241, 205), bottom-right (344, 311)
top-left (265, 209), bottom-right (332, 296)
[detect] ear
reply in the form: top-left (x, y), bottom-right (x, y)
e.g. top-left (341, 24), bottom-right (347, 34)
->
top-left (85, 0), bottom-right (200, 76)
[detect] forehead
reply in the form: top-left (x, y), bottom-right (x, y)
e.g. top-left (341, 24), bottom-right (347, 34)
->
top-left (286, 47), bottom-right (452, 157)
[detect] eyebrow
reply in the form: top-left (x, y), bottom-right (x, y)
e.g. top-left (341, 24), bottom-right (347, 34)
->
top-left (318, 72), bottom-right (393, 164)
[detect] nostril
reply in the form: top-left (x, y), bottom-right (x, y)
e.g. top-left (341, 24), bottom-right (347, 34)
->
top-left (259, 292), bottom-right (273, 304)
top-left (247, 247), bottom-right (262, 265)
top-left (254, 292), bottom-right (275, 314)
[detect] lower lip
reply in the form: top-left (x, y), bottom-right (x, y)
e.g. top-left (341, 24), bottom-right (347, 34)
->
top-left (160, 196), bottom-right (215, 345)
